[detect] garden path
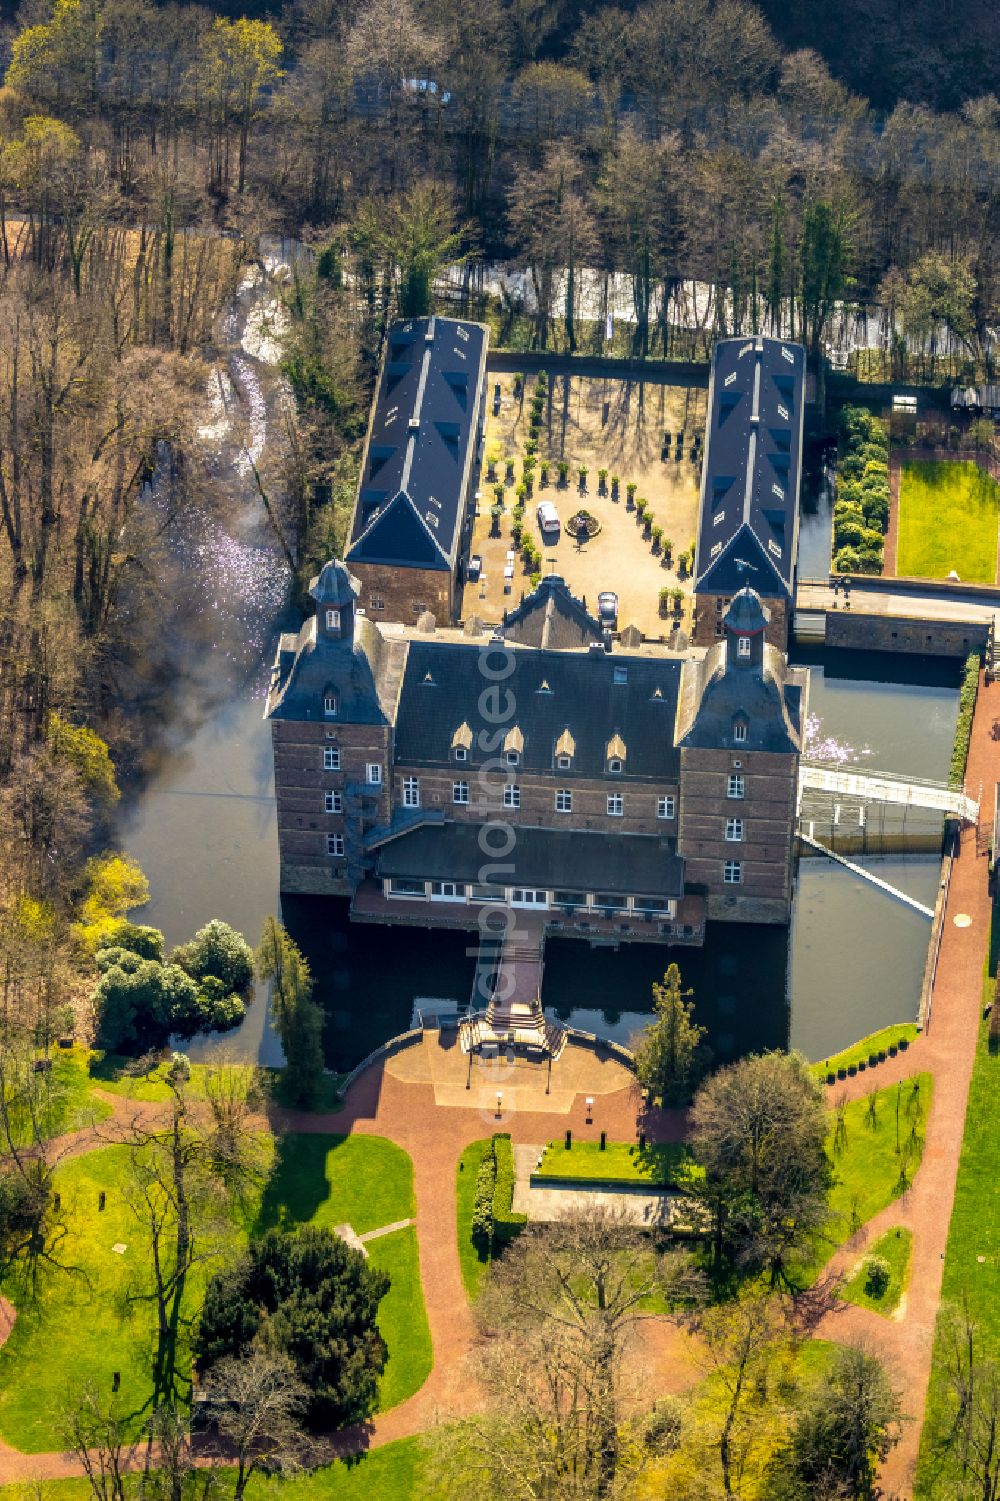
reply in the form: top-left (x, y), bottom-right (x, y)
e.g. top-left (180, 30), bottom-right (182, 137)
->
top-left (812, 667), bottom-right (1000, 1497)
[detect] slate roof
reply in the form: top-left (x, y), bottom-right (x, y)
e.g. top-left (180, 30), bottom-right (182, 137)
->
top-left (393, 641), bottom-right (685, 779)
top-left (375, 822), bottom-right (685, 898)
top-left (694, 336), bottom-right (805, 600)
top-left (675, 640), bottom-right (806, 753)
top-left (502, 574), bottom-right (604, 649)
top-left (346, 315), bottom-right (488, 572)
top-left (264, 613), bottom-right (405, 724)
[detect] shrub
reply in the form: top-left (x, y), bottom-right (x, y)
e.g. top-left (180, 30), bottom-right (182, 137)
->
top-left (94, 958), bottom-right (200, 1053)
top-left (652, 526), bottom-right (664, 547)
top-left (834, 519), bottom-right (864, 547)
top-left (492, 1133), bottom-right (526, 1246)
top-left (578, 466), bottom-right (589, 486)
top-left (863, 1254), bottom-right (891, 1299)
top-left (171, 920), bottom-right (254, 994)
top-left (172, 976), bottom-right (247, 1038)
top-left (834, 545), bottom-right (861, 573)
top-left (610, 474), bottom-right (620, 494)
top-left (539, 463), bottom-right (549, 486)
top-left (862, 493), bottom-right (889, 531)
top-left (558, 460), bottom-right (569, 482)
top-left (950, 651), bottom-right (981, 788)
top-left (515, 481), bottom-right (527, 502)
top-left (635, 497), bottom-right (647, 519)
top-left (100, 922), bottom-right (164, 962)
top-left (471, 1147), bottom-right (498, 1247)
top-left (626, 481), bottom-right (637, 501)
top-left (659, 587), bottom-right (671, 616)
top-left (663, 537), bottom-right (673, 560)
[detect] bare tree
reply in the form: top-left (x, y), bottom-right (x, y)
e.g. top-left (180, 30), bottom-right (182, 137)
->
top-left (201, 1349), bottom-right (312, 1501)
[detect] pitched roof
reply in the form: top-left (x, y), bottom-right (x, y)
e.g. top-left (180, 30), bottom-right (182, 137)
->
top-left (694, 336), bottom-right (805, 600)
top-left (675, 640), bottom-right (806, 754)
top-left (309, 559), bottom-right (360, 606)
top-left (394, 641), bottom-right (684, 779)
top-left (502, 574), bottom-right (604, 649)
top-left (375, 822), bottom-right (685, 898)
top-left (346, 315), bottom-right (488, 571)
top-left (264, 613), bottom-right (405, 725)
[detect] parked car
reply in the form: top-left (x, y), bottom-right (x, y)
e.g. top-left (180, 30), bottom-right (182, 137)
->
top-left (597, 590), bottom-right (619, 629)
top-left (536, 500), bottom-right (560, 538)
top-left (467, 554), bottom-right (482, 582)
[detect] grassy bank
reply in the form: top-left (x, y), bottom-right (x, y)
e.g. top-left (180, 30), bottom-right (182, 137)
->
top-left (534, 1139), bottom-right (696, 1186)
top-left (810, 1023), bottom-right (920, 1081)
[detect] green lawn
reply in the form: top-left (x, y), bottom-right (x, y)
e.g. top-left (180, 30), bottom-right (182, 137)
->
top-left (534, 1139), bottom-right (697, 1187)
top-left (841, 1226), bottom-right (912, 1316)
top-left (259, 1134), bottom-right (430, 1413)
top-left (0, 1438), bottom-right (435, 1501)
top-left (810, 1024), bottom-right (920, 1081)
top-left (367, 1229), bottom-right (433, 1411)
top-left (794, 1072), bottom-right (932, 1285)
top-left (257, 1133), bottom-right (416, 1236)
top-left (916, 1000), bottom-right (1000, 1497)
top-left (456, 1138), bottom-right (492, 1301)
top-left (896, 460), bottom-right (1000, 583)
top-left (0, 1144), bottom-right (262, 1451)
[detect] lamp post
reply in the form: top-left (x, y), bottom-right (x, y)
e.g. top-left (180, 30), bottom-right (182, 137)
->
top-left (496, 1091), bottom-right (503, 1119)
top-left (585, 1096), bottom-right (594, 1124)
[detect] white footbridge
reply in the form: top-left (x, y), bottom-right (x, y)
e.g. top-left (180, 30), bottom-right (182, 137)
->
top-left (796, 761), bottom-right (979, 918)
top-left (798, 762), bottom-right (979, 825)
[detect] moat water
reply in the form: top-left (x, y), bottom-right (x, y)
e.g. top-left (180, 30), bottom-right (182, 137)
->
top-left (115, 312), bottom-right (961, 1071)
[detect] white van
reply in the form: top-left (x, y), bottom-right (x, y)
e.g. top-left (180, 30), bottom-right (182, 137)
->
top-left (536, 500), bottom-right (560, 538)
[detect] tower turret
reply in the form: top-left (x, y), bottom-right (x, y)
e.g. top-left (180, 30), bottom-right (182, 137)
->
top-left (310, 560), bottom-right (360, 645)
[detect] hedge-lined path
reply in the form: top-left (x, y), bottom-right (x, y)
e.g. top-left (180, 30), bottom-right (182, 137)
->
top-left (814, 668), bottom-right (1000, 1498)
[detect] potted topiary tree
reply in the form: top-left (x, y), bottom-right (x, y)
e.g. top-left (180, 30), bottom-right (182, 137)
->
top-left (626, 482), bottom-right (637, 509)
top-left (578, 466), bottom-right (589, 491)
top-left (610, 474), bottom-right (620, 500)
top-left (651, 525), bottom-right (663, 552)
top-left (598, 467), bottom-right (608, 495)
top-left (659, 587), bottom-right (671, 617)
top-left (558, 460), bottom-right (570, 486)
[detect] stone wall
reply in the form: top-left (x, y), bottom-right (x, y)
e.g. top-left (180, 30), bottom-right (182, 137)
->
top-left (824, 611), bottom-right (990, 657)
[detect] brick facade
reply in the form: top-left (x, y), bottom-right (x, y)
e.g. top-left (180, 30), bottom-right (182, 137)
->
top-left (351, 561), bottom-right (453, 626)
top-left (677, 747), bottom-right (799, 922)
top-left (692, 593), bottom-right (789, 651)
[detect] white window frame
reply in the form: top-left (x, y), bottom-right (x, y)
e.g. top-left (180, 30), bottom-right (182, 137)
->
top-left (323, 746), bottom-right (340, 771)
top-left (737, 635), bottom-right (751, 658)
top-left (323, 693), bottom-right (338, 716)
top-left (366, 763), bottom-right (382, 786)
top-left (657, 795), bottom-right (675, 820)
top-left (608, 757), bottom-right (623, 775)
top-left (430, 880), bottom-right (465, 902)
top-left (402, 777), bottom-right (420, 808)
top-left (727, 774), bottom-right (745, 799)
top-left (453, 746), bottom-right (468, 762)
top-left (511, 887), bottom-right (548, 909)
top-left (607, 794), bottom-right (624, 817)
top-left (506, 750), bottom-right (520, 766)
top-left (723, 860), bottom-right (742, 884)
top-left (327, 834), bottom-right (344, 857)
top-left (325, 608), bottom-right (341, 631)
top-left (733, 720), bottom-right (748, 744)
top-left (555, 789), bottom-right (573, 813)
top-left (453, 780), bottom-right (470, 805)
top-left (325, 791), bottom-right (343, 814)
top-left (503, 784), bottom-right (521, 809)
top-left (725, 818), bottom-right (744, 842)
top-left (556, 754), bottom-right (572, 770)
top-left (388, 877), bottom-right (425, 897)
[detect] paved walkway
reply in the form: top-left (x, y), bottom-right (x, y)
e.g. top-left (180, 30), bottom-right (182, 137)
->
top-left (812, 668), bottom-right (999, 1497)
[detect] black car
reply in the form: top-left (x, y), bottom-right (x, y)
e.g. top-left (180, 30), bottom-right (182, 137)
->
top-left (597, 591), bottom-right (618, 629)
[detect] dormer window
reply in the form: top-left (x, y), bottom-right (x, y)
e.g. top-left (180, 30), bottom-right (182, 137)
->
top-left (326, 608), bottom-right (341, 631)
top-left (605, 733), bottom-right (627, 772)
top-left (506, 750), bottom-right (520, 766)
top-left (733, 718), bottom-right (748, 744)
top-left (452, 721), bottom-right (473, 761)
top-left (454, 746), bottom-right (468, 762)
top-left (737, 635), bottom-right (752, 658)
top-left (323, 691), bottom-right (338, 717)
top-left (503, 725), bottom-right (524, 765)
top-left (557, 755), bottom-right (572, 770)
top-left (554, 728), bottom-right (576, 769)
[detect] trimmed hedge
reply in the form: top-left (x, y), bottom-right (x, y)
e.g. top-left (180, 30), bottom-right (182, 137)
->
top-left (834, 407), bottom-right (889, 575)
top-left (471, 1148), bottom-right (498, 1248)
top-left (949, 651), bottom-right (981, 789)
top-left (492, 1132), bottom-right (526, 1246)
top-left (470, 1133), bottom-right (526, 1251)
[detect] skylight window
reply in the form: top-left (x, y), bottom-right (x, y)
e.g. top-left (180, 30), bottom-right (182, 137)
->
top-left (781, 346), bottom-right (795, 364)
top-left (771, 483), bottom-right (785, 500)
top-left (777, 403), bottom-right (789, 421)
top-left (713, 510), bottom-right (725, 526)
top-left (768, 539), bottom-right (783, 558)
